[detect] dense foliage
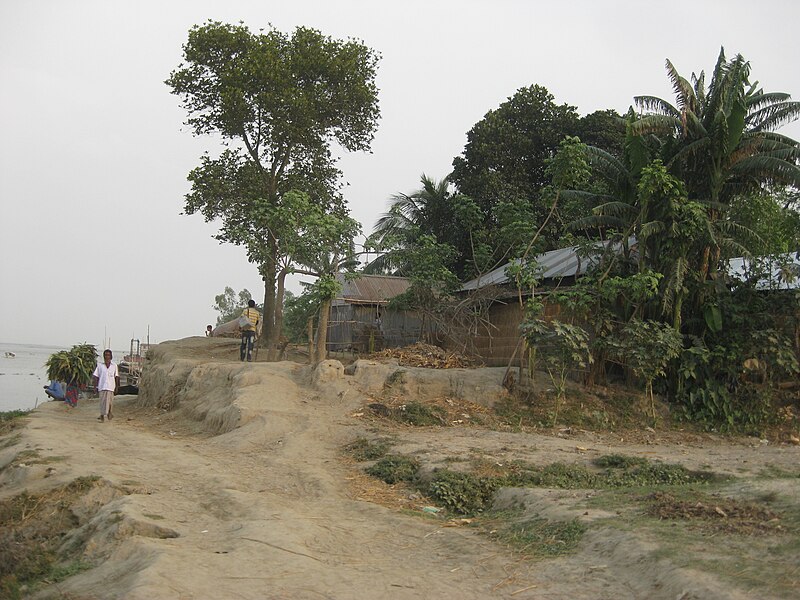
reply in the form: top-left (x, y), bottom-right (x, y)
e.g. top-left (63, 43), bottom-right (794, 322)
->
top-left (369, 48), bottom-right (800, 431)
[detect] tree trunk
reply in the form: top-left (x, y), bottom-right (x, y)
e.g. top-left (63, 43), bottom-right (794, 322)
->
top-left (268, 270), bottom-right (287, 361)
top-left (315, 298), bottom-right (332, 363)
top-left (260, 262), bottom-right (276, 348)
top-left (307, 318), bottom-right (314, 364)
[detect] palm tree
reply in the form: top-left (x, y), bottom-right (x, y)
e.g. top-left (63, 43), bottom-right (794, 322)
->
top-left (632, 48), bottom-right (800, 276)
top-left (365, 174), bottom-right (457, 274)
top-left (564, 109), bottom-right (655, 271)
top-left (621, 48), bottom-right (800, 337)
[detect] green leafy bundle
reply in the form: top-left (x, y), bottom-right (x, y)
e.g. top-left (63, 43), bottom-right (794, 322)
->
top-left (45, 344), bottom-right (98, 385)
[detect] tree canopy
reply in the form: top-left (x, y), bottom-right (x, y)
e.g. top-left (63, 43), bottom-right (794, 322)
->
top-left (449, 85), bottom-right (625, 251)
top-left (167, 21), bottom-right (380, 357)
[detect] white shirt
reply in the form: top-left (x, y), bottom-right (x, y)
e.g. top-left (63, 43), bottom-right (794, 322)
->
top-left (93, 361), bottom-right (118, 392)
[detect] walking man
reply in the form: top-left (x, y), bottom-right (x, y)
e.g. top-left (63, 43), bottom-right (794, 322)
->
top-left (93, 349), bottom-right (119, 422)
top-left (240, 299), bottom-right (261, 362)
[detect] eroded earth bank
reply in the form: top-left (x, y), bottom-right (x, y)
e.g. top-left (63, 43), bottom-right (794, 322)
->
top-left (1, 337), bottom-right (798, 599)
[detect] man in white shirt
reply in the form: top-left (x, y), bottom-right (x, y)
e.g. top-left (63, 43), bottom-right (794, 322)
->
top-left (92, 349), bottom-right (119, 422)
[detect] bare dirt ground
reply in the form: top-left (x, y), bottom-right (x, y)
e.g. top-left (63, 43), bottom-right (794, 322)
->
top-left (1, 337), bottom-right (798, 599)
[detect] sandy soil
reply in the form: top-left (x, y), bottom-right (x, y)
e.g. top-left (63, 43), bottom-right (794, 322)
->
top-left (1, 337), bottom-right (797, 599)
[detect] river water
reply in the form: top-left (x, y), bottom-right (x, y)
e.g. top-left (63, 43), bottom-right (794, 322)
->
top-left (0, 343), bottom-right (125, 412)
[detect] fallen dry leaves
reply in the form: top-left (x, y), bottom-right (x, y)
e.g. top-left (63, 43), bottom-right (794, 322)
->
top-left (370, 343), bottom-right (480, 369)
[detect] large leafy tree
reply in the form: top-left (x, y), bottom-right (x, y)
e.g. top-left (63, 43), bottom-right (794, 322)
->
top-left (450, 86), bottom-right (625, 250)
top-left (450, 85), bottom-right (580, 219)
top-left (729, 188), bottom-right (800, 256)
top-left (166, 21), bottom-right (380, 354)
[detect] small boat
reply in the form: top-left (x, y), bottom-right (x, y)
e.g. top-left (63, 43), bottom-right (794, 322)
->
top-left (4, 351), bottom-right (15, 358)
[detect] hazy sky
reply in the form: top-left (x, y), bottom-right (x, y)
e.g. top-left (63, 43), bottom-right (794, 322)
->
top-left (2, 0), bottom-right (799, 349)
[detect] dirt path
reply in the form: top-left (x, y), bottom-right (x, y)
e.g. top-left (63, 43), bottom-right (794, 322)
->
top-left (2, 337), bottom-right (798, 599)
top-left (5, 367), bottom-right (539, 599)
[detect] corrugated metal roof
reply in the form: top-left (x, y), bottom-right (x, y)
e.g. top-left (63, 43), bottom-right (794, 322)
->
top-left (460, 241), bottom-right (618, 291)
top-left (334, 273), bottom-right (412, 304)
top-left (727, 255), bottom-right (800, 290)
top-left (461, 245), bottom-right (800, 293)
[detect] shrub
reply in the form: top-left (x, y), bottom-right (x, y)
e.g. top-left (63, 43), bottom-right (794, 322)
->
top-left (427, 470), bottom-right (499, 515)
top-left (394, 402), bottom-right (446, 426)
top-left (496, 517), bottom-right (587, 557)
top-left (365, 455), bottom-right (420, 484)
top-left (344, 438), bottom-right (391, 461)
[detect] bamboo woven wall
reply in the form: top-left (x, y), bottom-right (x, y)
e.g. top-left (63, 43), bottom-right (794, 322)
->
top-left (327, 304), bottom-right (423, 352)
top-left (444, 297), bottom-right (562, 367)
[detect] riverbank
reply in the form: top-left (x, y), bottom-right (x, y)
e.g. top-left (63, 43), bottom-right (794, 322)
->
top-left (0, 343), bottom-right (129, 412)
top-left (1, 337), bottom-right (798, 599)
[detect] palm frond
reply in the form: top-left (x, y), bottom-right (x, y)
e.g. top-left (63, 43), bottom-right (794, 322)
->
top-left (567, 214), bottom-right (627, 231)
top-left (593, 201), bottom-right (638, 219)
top-left (559, 189), bottom-right (612, 204)
top-left (630, 114), bottom-right (681, 138)
top-left (692, 70), bottom-right (707, 106)
top-left (715, 237), bottom-right (753, 261)
top-left (730, 155), bottom-right (800, 187)
top-left (661, 255), bottom-right (689, 316)
top-left (746, 91), bottom-right (793, 112)
top-left (585, 146), bottom-right (636, 194)
top-left (715, 220), bottom-right (762, 253)
top-left (639, 220), bottom-right (665, 238)
top-left (665, 59), bottom-right (698, 113)
top-left (741, 130), bottom-right (800, 148)
top-left (362, 251), bottom-right (407, 275)
top-left (746, 101), bottom-right (800, 132)
top-left (667, 136), bottom-right (711, 167)
top-left (634, 95), bottom-right (679, 117)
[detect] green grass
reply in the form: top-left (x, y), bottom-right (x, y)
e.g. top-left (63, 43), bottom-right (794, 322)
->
top-left (47, 560), bottom-right (92, 583)
top-left (393, 402), bottom-right (447, 426)
top-left (12, 451), bottom-right (67, 466)
top-left (384, 369), bottom-right (407, 388)
top-left (0, 410), bottom-right (31, 436)
top-left (0, 434), bottom-right (22, 452)
top-left (427, 470), bottom-right (499, 514)
top-left (495, 458), bottom-right (721, 490)
top-left (580, 482), bottom-right (800, 597)
top-left (13, 449), bottom-right (40, 463)
top-left (365, 455), bottom-right (420, 484)
top-left (362, 452), bottom-right (724, 517)
top-left (490, 515), bottom-right (588, 557)
top-left (344, 437), bottom-right (393, 461)
top-left (593, 454), bottom-right (649, 469)
top-left (491, 388), bottom-right (653, 431)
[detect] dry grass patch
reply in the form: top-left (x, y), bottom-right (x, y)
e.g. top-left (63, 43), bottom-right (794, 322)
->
top-left (0, 476), bottom-right (102, 598)
top-left (646, 490), bottom-right (787, 535)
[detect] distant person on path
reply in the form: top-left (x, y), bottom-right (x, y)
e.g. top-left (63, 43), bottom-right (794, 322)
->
top-left (240, 299), bottom-right (260, 362)
top-left (44, 380), bottom-right (65, 401)
top-left (206, 325), bottom-right (213, 337)
top-left (92, 349), bottom-right (119, 422)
